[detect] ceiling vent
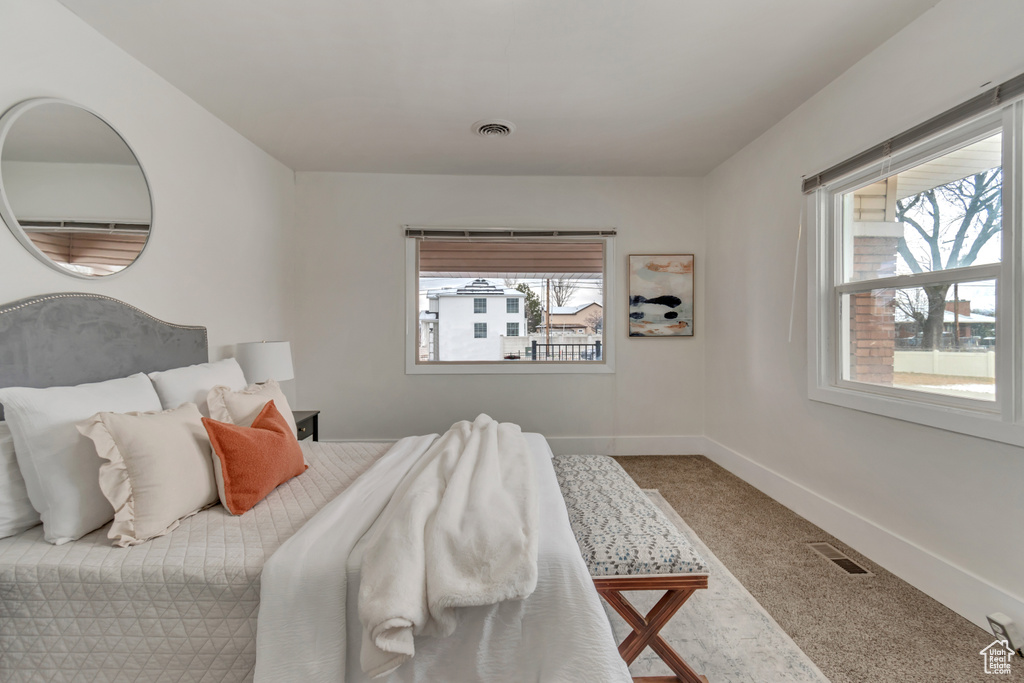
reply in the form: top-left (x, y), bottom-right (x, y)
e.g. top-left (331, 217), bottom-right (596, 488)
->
top-left (472, 119), bottom-right (516, 138)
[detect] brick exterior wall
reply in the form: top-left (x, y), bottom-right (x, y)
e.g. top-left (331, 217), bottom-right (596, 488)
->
top-left (846, 175), bottom-right (901, 386)
top-left (849, 291), bottom-right (895, 385)
top-left (849, 236), bottom-right (899, 385)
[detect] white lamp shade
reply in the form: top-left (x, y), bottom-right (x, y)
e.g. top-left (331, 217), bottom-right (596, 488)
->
top-left (235, 341), bottom-right (294, 383)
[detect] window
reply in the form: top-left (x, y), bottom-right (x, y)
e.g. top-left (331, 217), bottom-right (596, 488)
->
top-left (836, 132), bottom-right (1001, 402)
top-left (406, 228), bottom-right (615, 374)
top-left (809, 101), bottom-right (1024, 446)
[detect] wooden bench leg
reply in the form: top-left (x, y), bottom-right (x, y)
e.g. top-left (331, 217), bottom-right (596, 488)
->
top-left (594, 576), bottom-right (709, 683)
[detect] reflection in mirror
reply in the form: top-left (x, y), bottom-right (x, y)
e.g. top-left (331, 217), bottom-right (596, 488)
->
top-left (0, 99), bottom-right (152, 278)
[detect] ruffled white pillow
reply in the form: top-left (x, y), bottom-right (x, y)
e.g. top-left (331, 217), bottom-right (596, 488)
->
top-left (77, 403), bottom-right (218, 547)
top-left (0, 373), bottom-right (163, 544)
top-left (207, 379), bottom-right (298, 438)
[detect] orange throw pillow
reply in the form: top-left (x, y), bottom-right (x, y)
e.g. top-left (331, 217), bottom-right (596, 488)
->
top-left (202, 400), bottom-right (307, 515)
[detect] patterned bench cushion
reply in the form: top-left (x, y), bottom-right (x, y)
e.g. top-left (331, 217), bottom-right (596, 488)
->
top-left (553, 454), bottom-right (708, 577)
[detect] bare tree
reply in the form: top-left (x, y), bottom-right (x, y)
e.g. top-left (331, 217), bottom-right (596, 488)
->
top-left (549, 278), bottom-right (580, 307)
top-left (584, 310), bottom-right (603, 334)
top-left (894, 169), bottom-right (1001, 349)
top-left (893, 288), bottom-right (927, 343)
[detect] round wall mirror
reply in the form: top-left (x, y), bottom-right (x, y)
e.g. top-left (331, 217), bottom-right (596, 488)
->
top-left (0, 98), bottom-right (152, 278)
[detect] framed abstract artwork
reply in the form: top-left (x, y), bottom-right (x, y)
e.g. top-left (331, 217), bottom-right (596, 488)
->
top-left (628, 254), bottom-right (694, 337)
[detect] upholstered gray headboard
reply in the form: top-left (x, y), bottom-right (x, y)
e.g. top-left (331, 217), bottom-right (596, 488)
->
top-left (0, 293), bottom-right (208, 419)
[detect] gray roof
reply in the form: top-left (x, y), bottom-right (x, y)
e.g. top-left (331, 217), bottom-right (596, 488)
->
top-left (548, 302), bottom-right (602, 315)
top-left (943, 310), bottom-right (994, 323)
top-left (895, 309), bottom-right (996, 324)
top-left (455, 279), bottom-right (505, 295)
top-left (426, 279), bottom-right (525, 298)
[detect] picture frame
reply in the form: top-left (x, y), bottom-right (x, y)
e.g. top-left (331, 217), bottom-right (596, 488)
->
top-left (628, 254), bottom-right (694, 337)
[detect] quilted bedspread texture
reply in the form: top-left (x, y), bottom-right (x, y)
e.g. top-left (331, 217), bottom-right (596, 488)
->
top-left (0, 441), bottom-right (391, 683)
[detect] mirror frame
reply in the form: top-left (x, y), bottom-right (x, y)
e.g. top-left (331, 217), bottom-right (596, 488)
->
top-left (0, 97), bottom-right (154, 280)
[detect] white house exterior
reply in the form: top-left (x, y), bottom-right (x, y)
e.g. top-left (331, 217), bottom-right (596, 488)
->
top-left (423, 279), bottom-right (526, 361)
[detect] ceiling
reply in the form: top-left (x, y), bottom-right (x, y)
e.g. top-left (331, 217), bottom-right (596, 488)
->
top-left (58, 0), bottom-right (939, 176)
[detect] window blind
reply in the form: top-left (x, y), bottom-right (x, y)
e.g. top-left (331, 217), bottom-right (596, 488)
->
top-left (408, 227), bottom-right (612, 279)
top-left (404, 227), bottom-right (616, 239)
top-left (22, 222), bottom-right (149, 275)
top-left (418, 240), bottom-right (604, 276)
top-left (802, 70), bottom-right (1024, 194)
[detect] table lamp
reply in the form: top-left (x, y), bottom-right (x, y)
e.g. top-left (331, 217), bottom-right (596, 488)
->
top-left (235, 341), bottom-right (294, 384)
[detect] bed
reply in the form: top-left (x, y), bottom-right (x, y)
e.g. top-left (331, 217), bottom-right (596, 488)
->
top-left (0, 293), bottom-right (631, 682)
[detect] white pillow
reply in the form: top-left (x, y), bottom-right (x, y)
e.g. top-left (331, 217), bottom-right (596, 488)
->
top-left (78, 403), bottom-right (218, 547)
top-left (0, 421), bottom-right (40, 539)
top-left (148, 358), bottom-right (247, 416)
top-left (0, 373), bottom-right (163, 544)
top-left (207, 379), bottom-right (299, 438)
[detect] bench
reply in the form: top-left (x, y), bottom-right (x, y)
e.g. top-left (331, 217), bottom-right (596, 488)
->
top-left (553, 454), bottom-right (710, 683)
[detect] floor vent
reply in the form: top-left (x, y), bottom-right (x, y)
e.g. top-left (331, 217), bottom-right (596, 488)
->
top-left (807, 542), bottom-right (871, 575)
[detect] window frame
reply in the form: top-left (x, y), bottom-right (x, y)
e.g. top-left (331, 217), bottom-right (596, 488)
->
top-left (808, 105), bottom-right (1024, 446)
top-left (507, 322), bottom-right (520, 337)
top-left (473, 298), bottom-right (487, 314)
top-left (506, 298), bottom-right (519, 314)
top-left (474, 322), bottom-right (487, 338)
top-left (405, 231), bottom-right (616, 375)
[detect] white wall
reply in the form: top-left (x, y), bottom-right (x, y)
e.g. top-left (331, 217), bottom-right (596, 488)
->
top-left (293, 173), bottom-right (705, 452)
top-left (703, 0), bottom-right (1024, 630)
top-left (4, 161), bottom-right (150, 223)
top-left (0, 0), bottom-right (295, 357)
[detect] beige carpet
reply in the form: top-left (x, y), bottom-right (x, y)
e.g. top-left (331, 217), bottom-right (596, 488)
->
top-left (614, 455), bottom-right (1022, 683)
top-left (608, 490), bottom-right (831, 681)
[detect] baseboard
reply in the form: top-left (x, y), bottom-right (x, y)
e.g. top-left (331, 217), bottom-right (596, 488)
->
top-left (544, 435), bottom-right (706, 456)
top-left (325, 435), bottom-right (707, 455)
top-left (701, 436), bottom-right (1024, 632)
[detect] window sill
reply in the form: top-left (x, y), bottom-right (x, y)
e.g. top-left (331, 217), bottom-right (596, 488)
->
top-left (808, 383), bottom-right (1023, 448)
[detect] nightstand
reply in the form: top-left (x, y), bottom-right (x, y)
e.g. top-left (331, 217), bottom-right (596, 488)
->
top-left (292, 410), bottom-right (319, 441)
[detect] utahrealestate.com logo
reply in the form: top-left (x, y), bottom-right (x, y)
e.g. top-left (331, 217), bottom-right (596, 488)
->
top-left (980, 639), bottom-right (1015, 675)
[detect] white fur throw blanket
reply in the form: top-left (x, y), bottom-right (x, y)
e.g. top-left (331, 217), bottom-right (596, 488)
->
top-left (358, 414), bottom-right (539, 677)
top-left (254, 415), bottom-right (539, 682)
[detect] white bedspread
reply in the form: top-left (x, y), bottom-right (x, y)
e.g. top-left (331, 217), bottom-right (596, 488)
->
top-left (256, 428), bottom-right (632, 683)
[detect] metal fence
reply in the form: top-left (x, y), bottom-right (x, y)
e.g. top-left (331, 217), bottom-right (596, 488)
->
top-left (528, 340), bottom-right (602, 361)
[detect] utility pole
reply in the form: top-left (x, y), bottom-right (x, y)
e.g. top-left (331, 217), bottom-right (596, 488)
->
top-left (953, 282), bottom-right (960, 349)
top-left (545, 278), bottom-right (551, 356)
